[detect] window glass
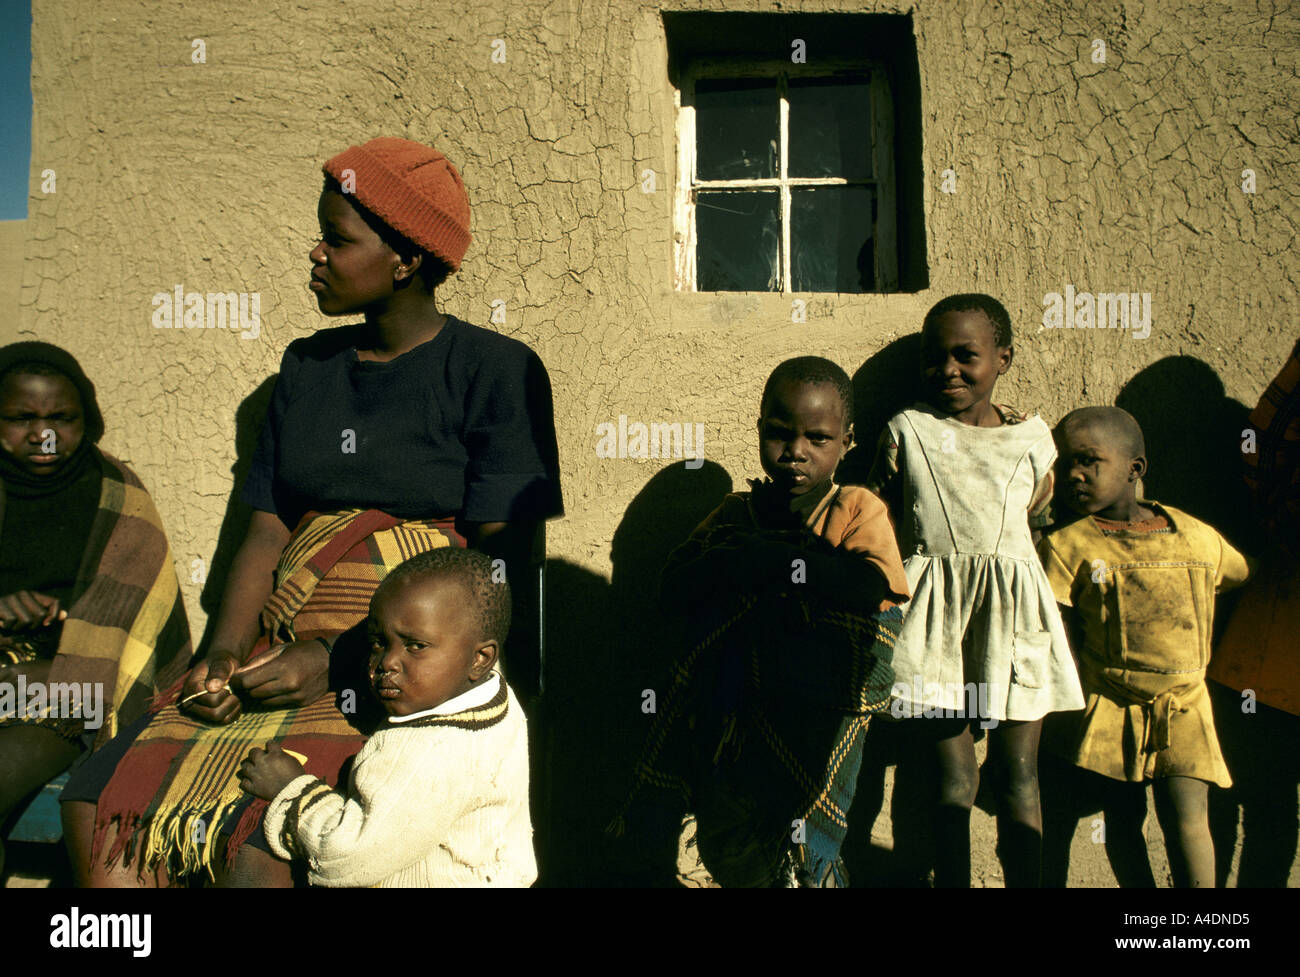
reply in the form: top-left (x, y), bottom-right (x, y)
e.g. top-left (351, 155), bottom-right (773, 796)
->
top-left (787, 76), bottom-right (872, 179)
top-left (695, 78), bottom-right (778, 180)
top-left (791, 186), bottom-right (876, 292)
top-left (696, 189), bottom-right (780, 291)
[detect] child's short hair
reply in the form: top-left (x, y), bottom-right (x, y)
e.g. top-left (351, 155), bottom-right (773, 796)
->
top-left (378, 548), bottom-right (512, 645)
top-left (923, 293), bottom-right (1013, 348)
top-left (322, 174), bottom-right (453, 290)
top-left (1059, 406), bottom-right (1146, 459)
top-left (761, 356), bottom-right (854, 422)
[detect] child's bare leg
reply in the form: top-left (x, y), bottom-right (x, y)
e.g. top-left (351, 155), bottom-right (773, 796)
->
top-left (61, 800), bottom-right (168, 887)
top-left (1152, 776), bottom-right (1213, 888)
top-left (932, 719), bottom-right (978, 888)
top-left (61, 799), bottom-right (97, 887)
top-left (1039, 753), bottom-right (1087, 887)
top-left (1100, 778), bottom-right (1155, 887)
top-left (987, 720), bottom-right (1042, 887)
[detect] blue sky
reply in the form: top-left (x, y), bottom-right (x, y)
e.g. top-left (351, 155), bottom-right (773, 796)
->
top-left (1, 0), bottom-right (31, 220)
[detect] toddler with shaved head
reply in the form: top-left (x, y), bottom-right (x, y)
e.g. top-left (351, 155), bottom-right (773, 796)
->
top-left (1038, 406), bottom-right (1251, 887)
top-left (240, 548), bottom-right (535, 887)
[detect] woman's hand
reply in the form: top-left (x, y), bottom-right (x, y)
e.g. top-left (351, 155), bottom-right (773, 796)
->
top-left (0, 591), bottom-right (66, 631)
top-left (179, 651), bottom-right (244, 724)
top-left (238, 741), bottom-right (307, 800)
top-left (234, 638), bottom-right (331, 709)
top-left (183, 510), bottom-right (292, 724)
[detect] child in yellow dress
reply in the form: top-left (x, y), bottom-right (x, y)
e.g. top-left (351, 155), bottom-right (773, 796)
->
top-left (1037, 406), bottom-right (1251, 887)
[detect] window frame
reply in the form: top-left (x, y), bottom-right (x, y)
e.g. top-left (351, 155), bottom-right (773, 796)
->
top-left (673, 57), bottom-right (898, 294)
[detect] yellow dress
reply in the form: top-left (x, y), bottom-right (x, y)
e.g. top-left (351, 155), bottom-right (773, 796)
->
top-left (1037, 503), bottom-right (1251, 786)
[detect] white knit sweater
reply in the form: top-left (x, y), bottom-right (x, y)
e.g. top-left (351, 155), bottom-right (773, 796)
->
top-left (263, 673), bottom-right (536, 887)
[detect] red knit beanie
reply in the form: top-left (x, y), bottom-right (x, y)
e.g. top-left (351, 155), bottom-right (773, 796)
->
top-left (323, 138), bottom-right (472, 272)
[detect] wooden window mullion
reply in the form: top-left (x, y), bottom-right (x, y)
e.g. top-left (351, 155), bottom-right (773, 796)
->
top-left (675, 76), bottom-right (697, 291)
top-left (778, 73), bottom-right (791, 294)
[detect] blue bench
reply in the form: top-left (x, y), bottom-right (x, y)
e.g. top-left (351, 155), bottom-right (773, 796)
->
top-left (7, 773), bottom-right (68, 845)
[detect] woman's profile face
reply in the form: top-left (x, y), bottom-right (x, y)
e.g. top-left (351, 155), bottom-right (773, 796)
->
top-left (308, 189), bottom-right (403, 316)
top-left (0, 371), bottom-right (86, 477)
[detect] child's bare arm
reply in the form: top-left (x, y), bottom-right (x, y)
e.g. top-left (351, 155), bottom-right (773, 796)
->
top-left (1028, 470), bottom-right (1055, 547)
top-left (863, 426), bottom-right (903, 522)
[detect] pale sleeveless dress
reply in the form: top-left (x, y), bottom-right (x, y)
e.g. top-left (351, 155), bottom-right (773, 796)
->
top-left (885, 405), bottom-right (1084, 722)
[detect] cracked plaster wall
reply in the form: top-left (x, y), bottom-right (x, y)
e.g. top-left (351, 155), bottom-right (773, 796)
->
top-left (9, 0), bottom-right (1299, 886)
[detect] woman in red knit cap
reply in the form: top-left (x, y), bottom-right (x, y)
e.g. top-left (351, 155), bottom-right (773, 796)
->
top-left (60, 138), bottom-right (563, 887)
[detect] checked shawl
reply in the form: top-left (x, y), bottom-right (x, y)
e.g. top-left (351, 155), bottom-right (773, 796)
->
top-left (614, 517), bottom-right (900, 887)
top-left (0, 450), bottom-right (192, 747)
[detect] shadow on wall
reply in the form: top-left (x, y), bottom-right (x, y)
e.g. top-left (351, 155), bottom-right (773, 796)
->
top-left (1122, 356), bottom-right (1300, 887)
top-left (838, 333), bottom-right (922, 487)
top-left (536, 460), bottom-right (733, 886)
top-left (1209, 680), bottom-right (1300, 887)
top-left (194, 375), bottom-right (277, 656)
top-left (1115, 356), bottom-right (1258, 554)
top-left (836, 334), bottom-right (938, 883)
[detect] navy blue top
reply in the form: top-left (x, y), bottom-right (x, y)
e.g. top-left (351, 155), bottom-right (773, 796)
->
top-left (241, 317), bottom-right (563, 528)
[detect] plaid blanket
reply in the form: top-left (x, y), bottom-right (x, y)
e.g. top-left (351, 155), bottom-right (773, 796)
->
top-left (612, 521), bottom-right (900, 887)
top-left (0, 451), bottom-right (192, 747)
top-left (93, 508), bottom-right (462, 881)
top-left (1242, 336), bottom-right (1300, 553)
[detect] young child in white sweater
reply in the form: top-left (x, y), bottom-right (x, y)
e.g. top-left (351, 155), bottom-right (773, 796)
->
top-left (238, 547), bottom-right (536, 887)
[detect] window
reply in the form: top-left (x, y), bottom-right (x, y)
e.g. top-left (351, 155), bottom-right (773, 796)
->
top-left (665, 12), bottom-right (927, 295)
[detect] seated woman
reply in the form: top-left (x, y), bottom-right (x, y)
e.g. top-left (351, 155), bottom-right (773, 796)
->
top-left (60, 137), bottom-right (564, 888)
top-left (0, 342), bottom-right (191, 877)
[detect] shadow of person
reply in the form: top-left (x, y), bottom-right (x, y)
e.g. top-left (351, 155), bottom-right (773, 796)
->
top-left (1207, 678), bottom-right (1300, 886)
top-left (536, 461), bottom-right (732, 886)
top-left (529, 557), bottom-right (613, 886)
top-left (1116, 357), bottom-right (1283, 887)
top-left (1114, 357), bottom-right (1258, 553)
top-left (836, 335), bottom-right (936, 885)
top-left (839, 715), bottom-right (940, 886)
top-left (193, 375), bottom-right (278, 655)
top-left (838, 334), bottom-right (922, 487)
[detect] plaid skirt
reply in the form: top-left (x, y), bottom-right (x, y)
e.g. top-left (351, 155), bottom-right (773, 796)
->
top-left (85, 509), bottom-right (462, 882)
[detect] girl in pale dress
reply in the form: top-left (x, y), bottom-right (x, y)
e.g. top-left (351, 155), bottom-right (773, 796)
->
top-left (867, 294), bottom-right (1083, 887)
